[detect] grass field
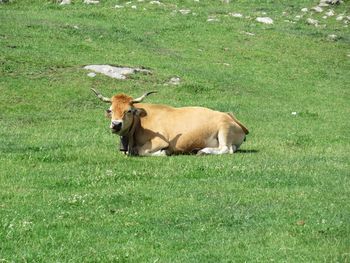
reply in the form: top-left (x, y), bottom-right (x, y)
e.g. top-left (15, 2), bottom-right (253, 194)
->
top-left (1, 0), bottom-right (350, 262)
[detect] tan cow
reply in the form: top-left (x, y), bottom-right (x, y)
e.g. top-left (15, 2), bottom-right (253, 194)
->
top-left (92, 89), bottom-right (249, 156)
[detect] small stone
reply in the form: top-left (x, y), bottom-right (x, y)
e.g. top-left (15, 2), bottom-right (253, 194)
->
top-left (312, 6), bottom-right (323, 13)
top-left (307, 18), bottom-right (319, 26)
top-left (325, 10), bottom-right (335, 16)
top-left (256, 17), bottom-right (273, 24)
top-left (336, 15), bottom-right (344, 21)
top-left (242, 31), bottom-right (255, 36)
top-left (301, 8), bottom-right (308, 12)
top-left (179, 9), bottom-right (191, 15)
top-left (229, 13), bottom-right (243, 18)
top-left (328, 34), bottom-right (338, 40)
top-left (324, 0), bottom-right (342, 4)
top-left (169, 77), bottom-right (181, 85)
top-left (87, 72), bottom-right (96, 78)
top-left (84, 0), bottom-right (99, 4)
top-left (318, 2), bottom-right (329, 7)
top-left (73, 25), bottom-right (79, 29)
top-left (115, 5), bottom-right (124, 8)
top-left (131, 5), bottom-right (137, 9)
top-left (60, 0), bottom-right (71, 5)
top-left (322, 16), bottom-right (328, 19)
top-left (284, 20), bottom-right (296, 24)
top-left (149, 1), bottom-right (161, 5)
top-left (291, 112), bottom-right (297, 116)
top-left (207, 18), bottom-right (219, 22)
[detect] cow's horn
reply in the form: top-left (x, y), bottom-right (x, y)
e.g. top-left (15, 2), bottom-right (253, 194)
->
top-left (132, 91), bottom-right (157, 104)
top-left (91, 88), bottom-right (112, 103)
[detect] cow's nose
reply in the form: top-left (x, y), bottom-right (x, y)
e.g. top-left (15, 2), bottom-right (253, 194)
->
top-left (111, 120), bottom-right (122, 132)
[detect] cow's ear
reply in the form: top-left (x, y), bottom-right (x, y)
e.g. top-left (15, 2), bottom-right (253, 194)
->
top-left (135, 108), bottom-right (147, 117)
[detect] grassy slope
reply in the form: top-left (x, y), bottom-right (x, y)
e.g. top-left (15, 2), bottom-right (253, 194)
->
top-left (1, 0), bottom-right (349, 262)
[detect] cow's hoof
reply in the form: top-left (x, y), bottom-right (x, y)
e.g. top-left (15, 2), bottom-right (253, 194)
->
top-left (196, 150), bottom-right (208, 156)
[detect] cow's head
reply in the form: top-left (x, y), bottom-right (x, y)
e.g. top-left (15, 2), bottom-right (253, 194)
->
top-left (91, 89), bottom-right (156, 136)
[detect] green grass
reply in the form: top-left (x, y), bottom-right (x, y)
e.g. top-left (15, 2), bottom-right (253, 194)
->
top-left (1, 0), bottom-right (350, 262)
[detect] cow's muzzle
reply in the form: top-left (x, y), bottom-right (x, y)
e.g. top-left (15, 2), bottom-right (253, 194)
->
top-left (110, 120), bottom-right (122, 133)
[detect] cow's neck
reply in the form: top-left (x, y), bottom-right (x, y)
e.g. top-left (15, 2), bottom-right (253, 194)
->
top-left (127, 115), bottom-right (140, 156)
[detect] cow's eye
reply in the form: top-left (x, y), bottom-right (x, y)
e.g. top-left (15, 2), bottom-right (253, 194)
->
top-left (106, 109), bottom-right (112, 114)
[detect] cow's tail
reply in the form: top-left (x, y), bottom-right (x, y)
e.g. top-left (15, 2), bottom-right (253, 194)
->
top-left (226, 112), bottom-right (249, 135)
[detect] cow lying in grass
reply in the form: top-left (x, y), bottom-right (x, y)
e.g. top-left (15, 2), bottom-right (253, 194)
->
top-left (92, 89), bottom-right (249, 156)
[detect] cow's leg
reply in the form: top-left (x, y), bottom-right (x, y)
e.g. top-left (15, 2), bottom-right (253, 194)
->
top-left (197, 145), bottom-right (232, 155)
top-left (197, 126), bottom-right (234, 155)
top-left (137, 138), bottom-right (169, 157)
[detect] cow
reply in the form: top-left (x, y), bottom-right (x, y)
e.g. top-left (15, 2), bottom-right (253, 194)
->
top-left (91, 88), bottom-right (249, 156)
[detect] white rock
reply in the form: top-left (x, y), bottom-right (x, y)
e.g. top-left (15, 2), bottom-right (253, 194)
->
top-left (256, 17), bottom-right (273, 24)
top-left (307, 18), bottom-right (319, 25)
top-left (301, 8), bottom-right (308, 12)
top-left (284, 19), bottom-right (296, 24)
top-left (115, 5), bottom-right (124, 8)
top-left (87, 72), bottom-right (96, 78)
top-left (60, 0), bottom-right (71, 5)
top-left (169, 77), bottom-right (181, 85)
top-left (84, 65), bottom-right (151, 80)
top-left (291, 112), bottom-right (297, 116)
top-left (325, 10), bottom-right (335, 16)
top-left (131, 5), bottom-right (137, 9)
top-left (318, 3), bottom-right (329, 7)
top-left (336, 15), bottom-right (344, 21)
top-left (324, 0), bottom-right (342, 4)
top-left (229, 13), bottom-right (243, 18)
top-left (243, 31), bottom-right (255, 36)
top-left (312, 6), bottom-right (323, 12)
top-left (322, 16), bottom-right (328, 19)
top-left (179, 9), bottom-right (191, 15)
top-left (84, 0), bottom-right (99, 4)
top-left (73, 25), bottom-right (79, 29)
top-left (207, 18), bottom-right (219, 22)
top-left (328, 34), bottom-right (338, 40)
top-left (150, 1), bottom-right (161, 4)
